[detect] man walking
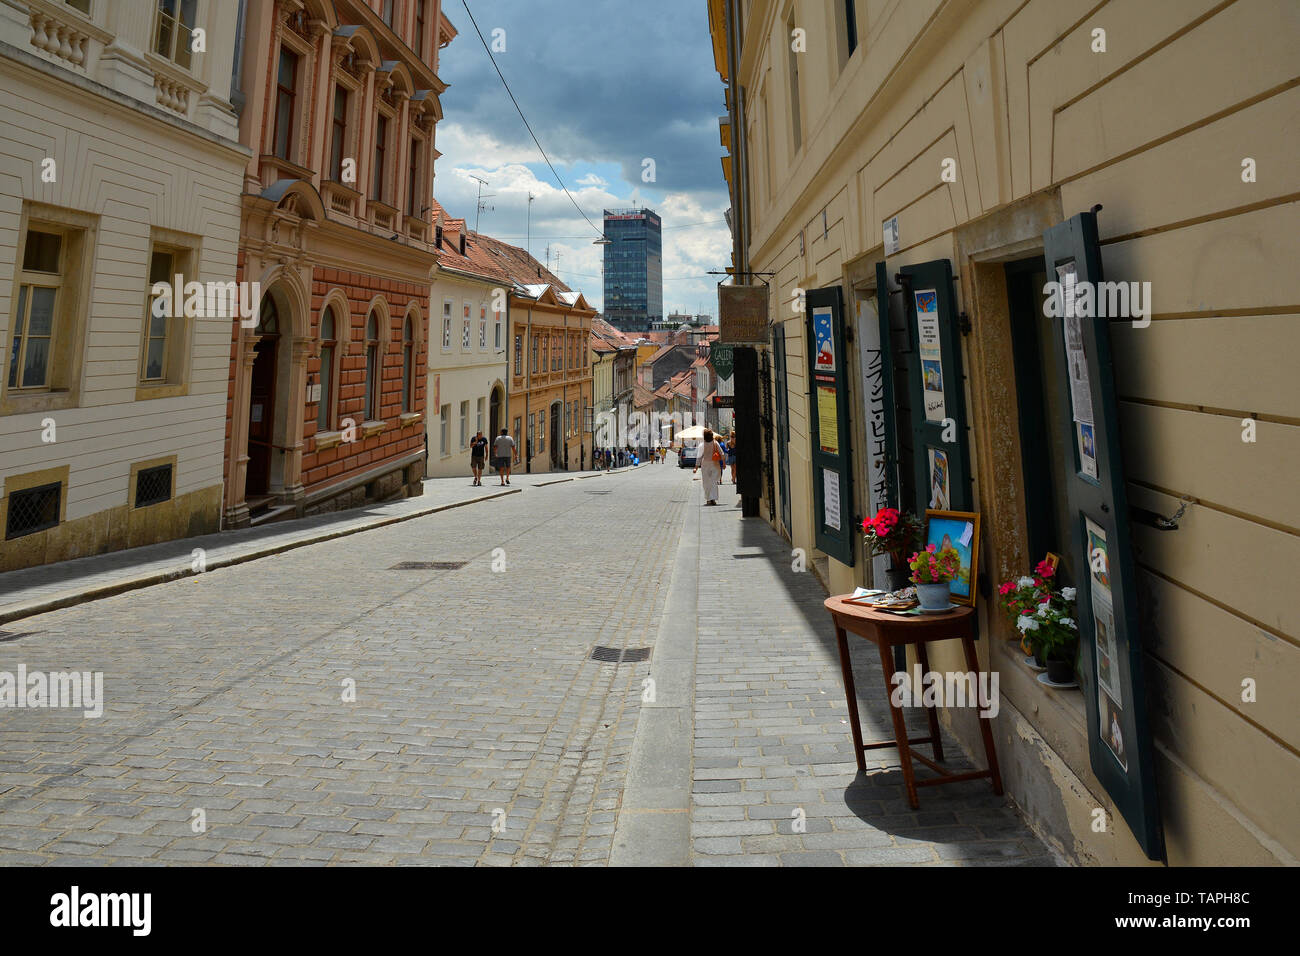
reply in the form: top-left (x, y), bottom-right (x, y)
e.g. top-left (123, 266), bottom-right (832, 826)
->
top-left (469, 430), bottom-right (488, 486)
top-left (493, 428), bottom-right (516, 486)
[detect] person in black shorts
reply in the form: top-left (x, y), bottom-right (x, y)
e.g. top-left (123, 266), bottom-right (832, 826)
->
top-left (469, 430), bottom-right (488, 486)
top-left (492, 428), bottom-right (516, 485)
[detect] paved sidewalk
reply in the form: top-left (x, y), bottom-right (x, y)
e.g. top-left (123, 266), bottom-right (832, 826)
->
top-left (657, 492), bottom-right (1054, 866)
top-left (0, 466), bottom-right (643, 626)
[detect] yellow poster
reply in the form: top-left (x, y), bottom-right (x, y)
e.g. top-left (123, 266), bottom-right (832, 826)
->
top-left (817, 385), bottom-right (839, 455)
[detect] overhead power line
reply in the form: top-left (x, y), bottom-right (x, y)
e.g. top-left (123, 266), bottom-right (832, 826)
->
top-left (461, 1), bottom-right (604, 240)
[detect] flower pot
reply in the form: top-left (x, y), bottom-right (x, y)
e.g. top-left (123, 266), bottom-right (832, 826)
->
top-left (915, 582), bottom-right (951, 610)
top-left (1046, 657), bottom-right (1075, 685)
top-left (1025, 654), bottom-right (1046, 672)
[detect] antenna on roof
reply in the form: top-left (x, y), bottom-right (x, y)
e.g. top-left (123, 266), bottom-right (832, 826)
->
top-left (470, 175), bottom-right (494, 232)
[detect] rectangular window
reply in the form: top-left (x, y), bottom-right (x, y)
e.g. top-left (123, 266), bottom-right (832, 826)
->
top-left (442, 300), bottom-right (452, 348)
top-left (141, 249), bottom-right (173, 382)
top-left (134, 464), bottom-right (173, 508)
top-left (514, 333), bottom-right (522, 375)
top-left (479, 307), bottom-right (487, 349)
top-left (373, 114), bottom-right (389, 199)
top-left (459, 399), bottom-right (468, 449)
top-left (565, 403), bottom-right (571, 437)
top-left (5, 481), bottom-right (61, 540)
top-left (538, 410), bottom-right (544, 452)
top-left (407, 138), bottom-right (420, 217)
top-left (462, 317), bottom-right (471, 350)
top-left (330, 85), bottom-right (348, 182)
top-left (495, 315), bottom-right (502, 350)
top-left (415, 0), bottom-right (427, 58)
top-left (9, 228), bottom-right (63, 390)
top-left (531, 334), bottom-right (538, 373)
top-left (527, 413), bottom-right (534, 459)
top-left (439, 403), bottom-right (450, 455)
top-left (274, 47), bottom-right (298, 160)
top-left (154, 0), bottom-right (198, 70)
top-left (382, 0), bottom-right (395, 28)
top-left (835, 0), bottom-right (858, 67)
top-left (476, 397), bottom-right (484, 435)
top-left (66, 0), bottom-right (91, 13)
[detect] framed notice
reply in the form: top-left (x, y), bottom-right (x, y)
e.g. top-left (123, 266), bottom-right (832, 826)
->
top-left (914, 289), bottom-right (945, 423)
top-left (1044, 209), bottom-right (1163, 860)
top-left (816, 386), bottom-right (839, 454)
top-left (805, 286), bottom-right (854, 567)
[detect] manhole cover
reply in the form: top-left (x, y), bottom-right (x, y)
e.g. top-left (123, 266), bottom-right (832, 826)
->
top-left (590, 646), bottom-right (651, 663)
top-left (388, 561), bottom-right (468, 570)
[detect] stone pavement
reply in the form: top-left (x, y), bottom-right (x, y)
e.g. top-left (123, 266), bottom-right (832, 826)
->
top-left (0, 461), bottom-right (1052, 866)
top-left (0, 465), bottom-right (642, 625)
top-left (0, 463), bottom-right (673, 865)
top-left (679, 488), bottom-right (1055, 866)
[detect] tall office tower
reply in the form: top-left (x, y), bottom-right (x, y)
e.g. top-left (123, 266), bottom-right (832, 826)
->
top-left (602, 208), bottom-right (663, 331)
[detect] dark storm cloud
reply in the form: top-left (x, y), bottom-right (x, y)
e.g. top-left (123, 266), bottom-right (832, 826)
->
top-left (443, 0), bottom-right (726, 194)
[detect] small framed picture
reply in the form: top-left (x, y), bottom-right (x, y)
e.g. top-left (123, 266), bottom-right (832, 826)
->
top-left (924, 510), bottom-right (981, 606)
top-left (1043, 552), bottom-right (1060, 573)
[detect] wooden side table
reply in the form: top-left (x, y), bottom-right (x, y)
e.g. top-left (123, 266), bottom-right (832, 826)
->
top-left (824, 596), bottom-right (1003, 809)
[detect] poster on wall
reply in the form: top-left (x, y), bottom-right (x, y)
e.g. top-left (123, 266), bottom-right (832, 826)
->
top-left (914, 289), bottom-right (946, 423)
top-left (857, 296), bottom-right (893, 587)
top-left (928, 447), bottom-right (950, 509)
top-left (813, 307), bottom-right (836, 372)
top-left (816, 386), bottom-right (839, 454)
top-left (1058, 262), bottom-right (1095, 426)
top-left (823, 468), bottom-right (841, 531)
top-left (1078, 422), bottom-right (1099, 479)
top-left (1085, 515), bottom-right (1126, 771)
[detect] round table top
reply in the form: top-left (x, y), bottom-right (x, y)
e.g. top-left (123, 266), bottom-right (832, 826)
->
top-left (824, 594), bottom-right (975, 628)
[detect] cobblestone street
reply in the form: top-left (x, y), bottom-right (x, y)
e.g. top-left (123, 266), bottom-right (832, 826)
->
top-left (0, 465), bottom-right (1049, 866)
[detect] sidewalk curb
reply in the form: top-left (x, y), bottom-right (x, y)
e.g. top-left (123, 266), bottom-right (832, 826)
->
top-left (0, 487), bottom-right (520, 626)
top-left (611, 492), bottom-right (698, 866)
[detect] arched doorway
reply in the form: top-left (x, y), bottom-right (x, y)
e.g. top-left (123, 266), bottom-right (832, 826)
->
top-left (489, 385), bottom-right (503, 440)
top-left (246, 297), bottom-right (281, 500)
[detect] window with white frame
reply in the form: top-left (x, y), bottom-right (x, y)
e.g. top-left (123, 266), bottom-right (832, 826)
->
top-left (440, 403), bottom-right (450, 455)
top-left (479, 305), bottom-right (487, 349)
top-left (442, 299), bottom-right (452, 349)
top-left (8, 228), bottom-right (63, 391)
top-left (459, 399), bottom-right (468, 449)
top-left (154, 0), bottom-right (198, 70)
top-left (462, 304), bottom-right (471, 349)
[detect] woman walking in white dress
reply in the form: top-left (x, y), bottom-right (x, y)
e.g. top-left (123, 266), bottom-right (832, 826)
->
top-left (694, 429), bottom-right (723, 506)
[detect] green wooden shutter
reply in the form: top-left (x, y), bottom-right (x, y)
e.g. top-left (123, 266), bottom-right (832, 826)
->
top-left (806, 286), bottom-right (854, 566)
top-left (1043, 210), bottom-right (1165, 861)
top-left (900, 259), bottom-right (972, 513)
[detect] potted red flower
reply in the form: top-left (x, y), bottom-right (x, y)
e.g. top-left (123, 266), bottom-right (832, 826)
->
top-left (862, 508), bottom-right (923, 589)
top-left (908, 544), bottom-right (962, 610)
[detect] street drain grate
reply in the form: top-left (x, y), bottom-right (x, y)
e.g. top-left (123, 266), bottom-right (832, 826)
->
top-left (590, 646), bottom-right (652, 663)
top-left (388, 561), bottom-right (468, 570)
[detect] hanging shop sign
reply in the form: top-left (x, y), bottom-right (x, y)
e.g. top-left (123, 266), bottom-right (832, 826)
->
top-left (1043, 209), bottom-right (1164, 862)
top-left (806, 287), bottom-right (854, 566)
top-left (710, 342), bottom-right (735, 380)
top-left (857, 279), bottom-right (894, 587)
top-left (718, 284), bottom-right (768, 344)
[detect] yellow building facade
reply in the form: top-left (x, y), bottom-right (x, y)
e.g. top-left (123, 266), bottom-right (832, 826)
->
top-left (712, 0), bottom-right (1297, 865)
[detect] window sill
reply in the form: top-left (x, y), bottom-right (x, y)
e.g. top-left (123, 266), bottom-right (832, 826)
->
top-left (135, 382), bottom-right (189, 401)
top-left (361, 419), bottom-right (386, 438)
top-left (0, 389), bottom-right (79, 417)
top-left (398, 412), bottom-right (422, 427)
top-left (315, 429), bottom-right (344, 450)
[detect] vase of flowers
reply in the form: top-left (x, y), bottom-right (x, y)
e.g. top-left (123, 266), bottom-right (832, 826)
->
top-left (909, 544), bottom-right (962, 609)
top-left (862, 508), bottom-right (923, 590)
top-left (998, 560), bottom-right (1079, 683)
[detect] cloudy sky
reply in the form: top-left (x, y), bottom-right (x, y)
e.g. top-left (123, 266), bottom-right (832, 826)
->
top-left (432, 0), bottom-right (731, 317)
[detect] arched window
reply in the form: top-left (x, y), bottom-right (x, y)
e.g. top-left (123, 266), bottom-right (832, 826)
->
top-left (318, 307), bottom-right (336, 430)
top-left (364, 311), bottom-right (379, 421)
top-left (401, 315), bottom-right (414, 414)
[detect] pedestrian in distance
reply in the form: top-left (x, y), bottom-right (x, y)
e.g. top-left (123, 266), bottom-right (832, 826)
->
top-left (727, 431), bottom-right (738, 485)
top-left (469, 430), bottom-right (488, 486)
top-left (716, 434), bottom-right (730, 484)
top-left (493, 428), bottom-right (516, 486)
top-left (693, 428), bottom-right (724, 506)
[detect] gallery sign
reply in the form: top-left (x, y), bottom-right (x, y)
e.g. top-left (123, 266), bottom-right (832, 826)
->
top-left (718, 285), bottom-right (768, 344)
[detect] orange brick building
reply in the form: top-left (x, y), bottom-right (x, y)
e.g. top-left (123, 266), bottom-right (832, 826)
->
top-left (224, 0), bottom-right (451, 525)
